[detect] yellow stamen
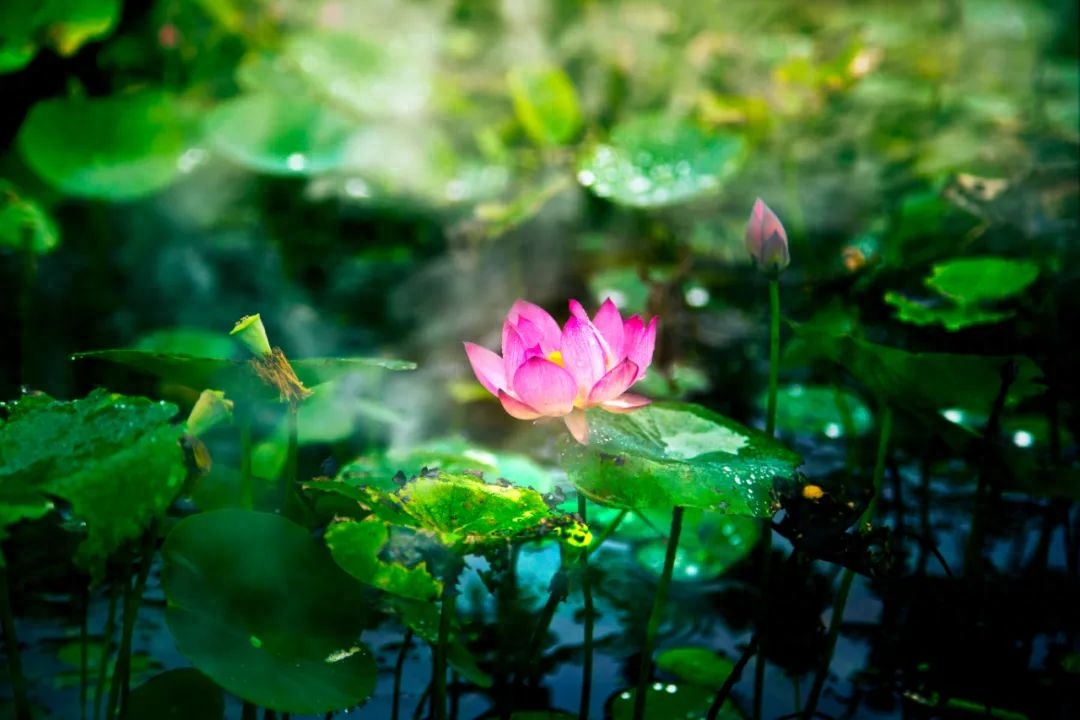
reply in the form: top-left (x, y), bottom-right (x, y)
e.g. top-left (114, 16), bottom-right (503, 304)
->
top-left (547, 350), bottom-right (565, 367)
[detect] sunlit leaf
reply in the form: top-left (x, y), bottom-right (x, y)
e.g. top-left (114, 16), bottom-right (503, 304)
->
top-left (134, 329), bottom-right (238, 360)
top-left (0, 390), bottom-right (185, 580)
top-left (126, 669), bottom-right (224, 720)
top-left (577, 115), bottom-right (745, 208)
top-left (162, 510), bottom-right (376, 714)
top-left (507, 65), bottom-right (583, 146)
top-left (560, 402), bottom-right (801, 515)
top-left (18, 92), bottom-right (192, 200)
top-left (926, 256), bottom-right (1040, 304)
top-left (325, 518), bottom-right (442, 601)
top-left (204, 92), bottom-right (355, 175)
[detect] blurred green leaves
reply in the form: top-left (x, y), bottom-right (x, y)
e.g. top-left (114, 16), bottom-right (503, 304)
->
top-left (507, 66), bottom-right (583, 146)
top-left (18, 92), bottom-right (194, 200)
top-left (577, 115), bottom-right (746, 208)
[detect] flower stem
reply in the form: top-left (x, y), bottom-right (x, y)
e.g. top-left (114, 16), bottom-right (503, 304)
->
top-left (239, 411), bottom-right (253, 510)
top-left (753, 276), bottom-right (781, 720)
top-left (106, 520), bottom-right (158, 719)
top-left (765, 278), bottom-right (781, 437)
top-left (632, 504), bottom-right (685, 720)
top-left (802, 406), bottom-right (893, 717)
top-left (0, 552), bottom-right (32, 720)
top-left (433, 573), bottom-right (458, 720)
top-left (93, 581), bottom-right (119, 720)
top-left (391, 630), bottom-right (414, 720)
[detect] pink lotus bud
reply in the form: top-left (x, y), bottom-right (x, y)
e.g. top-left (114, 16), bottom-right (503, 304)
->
top-left (464, 298), bottom-right (657, 444)
top-left (745, 198), bottom-right (790, 274)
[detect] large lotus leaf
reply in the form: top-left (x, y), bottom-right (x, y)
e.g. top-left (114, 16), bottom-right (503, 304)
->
top-left (925, 256), bottom-right (1040, 304)
top-left (507, 65), bottom-right (583, 146)
top-left (560, 402), bottom-right (802, 516)
top-left (126, 668), bottom-right (224, 720)
top-left (0, 0), bottom-right (119, 65)
top-left (18, 92), bottom-right (192, 200)
top-left (577, 115), bottom-right (745, 208)
top-left (162, 510), bottom-right (376, 714)
top-left (635, 509), bottom-right (760, 582)
top-left (72, 350), bottom-right (415, 398)
top-left (203, 92), bottom-right (355, 175)
top-left (608, 683), bottom-right (743, 719)
top-left (133, 329), bottom-right (238, 359)
top-left (325, 518), bottom-right (442, 601)
top-left (0, 390), bottom-right (185, 579)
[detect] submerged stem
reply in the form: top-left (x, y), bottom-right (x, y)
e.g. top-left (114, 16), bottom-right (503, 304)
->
top-left (93, 579), bottom-right (120, 720)
top-left (802, 406), bottom-right (893, 718)
top-left (578, 496), bottom-right (595, 720)
top-left (0, 552), bottom-right (32, 720)
top-left (391, 630), bottom-right (414, 720)
top-left (433, 575), bottom-right (457, 720)
top-left (106, 521), bottom-right (158, 719)
top-left (632, 505), bottom-right (685, 720)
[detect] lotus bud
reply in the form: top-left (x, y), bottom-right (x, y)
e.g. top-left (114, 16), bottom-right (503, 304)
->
top-left (745, 198), bottom-right (790, 274)
top-left (185, 389), bottom-right (233, 436)
top-left (230, 314), bottom-right (272, 358)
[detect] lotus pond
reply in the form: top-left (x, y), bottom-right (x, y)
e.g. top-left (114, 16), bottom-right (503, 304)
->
top-left (1, 1), bottom-right (1079, 719)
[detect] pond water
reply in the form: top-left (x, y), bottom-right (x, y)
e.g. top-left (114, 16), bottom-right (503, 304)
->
top-left (1, 1), bottom-right (1078, 719)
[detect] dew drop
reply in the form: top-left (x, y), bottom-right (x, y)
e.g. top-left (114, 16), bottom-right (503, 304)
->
top-left (286, 153), bottom-right (307, 172)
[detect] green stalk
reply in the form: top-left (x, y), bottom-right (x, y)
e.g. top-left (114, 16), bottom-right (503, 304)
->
top-left (0, 554), bottom-right (32, 720)
top-left (391, 630), bottom-right (414, 720)
top-left (527, 565), bottom-right (568, 683)
top-left (241, 702), bottom-right (257, 720)
top-left (765, 278), bottom-right (781, 437)
top-left (753, 277), bottom-right (782, 720)
top-left (802, 407), bottom-right (893, 718)
top-left (632, 505), bottom-right (685, 720)
top-left (433, 578), bottom-right (456, 720)
top-left (106, 522), bottom-right (158, 719)
top-left (93, 579), bottom-right (120, 720)
top-left (579, 496), bottom-right (596, 720)
top-left (80, 585), bottom-right (89, 720)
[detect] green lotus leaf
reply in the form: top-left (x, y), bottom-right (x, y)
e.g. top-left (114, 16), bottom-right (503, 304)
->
top-left (560, 402), bottom-right (802, 515)
top-left (162, 510), bottom-right (376, 714)
top-left (0, 390), bottom-right (185, 580)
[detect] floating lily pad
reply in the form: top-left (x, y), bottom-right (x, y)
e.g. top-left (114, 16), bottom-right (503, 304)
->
top-left (885, 292), bottom-right (1015, 331)
top-left (635, 510), bottom-right (760, 581)
top-left (126, 669), bottom-right (224, 720)
top-left (656, 647), bottom-right (736, 688)
top-left (0, 390), bottom-right (185, 579)
top-left (560, 402), bottom-right (802, 516)
top-left (577, 115), bottom-right (745, 208)
top-left (204, 92), bottom-right (355, 175)
top-left (18, 92), bottom-right (192, 200)
top-left (72, 349), bottom-right (415, 398)
top-left (926, 256), bottom-right (1040, 304)
top-left (608, 683), bottom-right (743, 719)
top-left (162, 510), bottom-right (376, 714)
top-left (325, 518), bottom-right (442, 601)
top-left (507, 65), bottom-right (583, 146)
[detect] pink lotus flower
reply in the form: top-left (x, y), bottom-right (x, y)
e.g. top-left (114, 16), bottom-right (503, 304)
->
top-left (464, 299), bottom-right (657, 444)
top-left (745, 198), bottom-right (790, 273)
